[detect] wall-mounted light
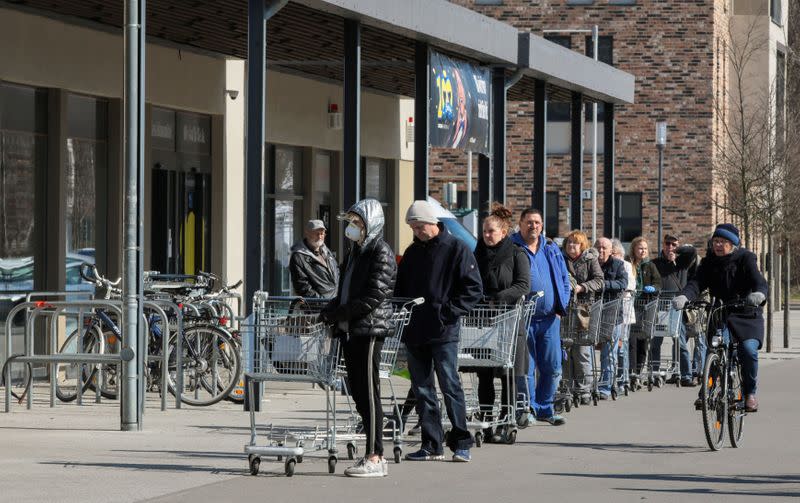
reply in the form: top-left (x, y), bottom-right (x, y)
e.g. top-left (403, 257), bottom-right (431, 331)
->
top-left (225, 89), bottom-right (239, 100)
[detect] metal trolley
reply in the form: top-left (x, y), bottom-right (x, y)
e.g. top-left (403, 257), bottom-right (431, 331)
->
top-left (243, 294), bottom-right (349, 477)
top-left (627, 293), bottom-right (658, 391)
top-left (558, 294), bottom-right (603, 409)
top-left (643, 292), bottom-right (683, 390)
top-left (339, 297), bottom-right (423, 463)
top-left (595, 294), bottom-right (624, 401)
top-left (457, 298), bottom-right (531, 446)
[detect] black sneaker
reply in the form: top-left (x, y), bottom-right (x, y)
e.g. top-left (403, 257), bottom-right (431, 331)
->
top-left (694, 397), bottom-right (703, 410)
top-left (680, 378), bottom-right (696, 387)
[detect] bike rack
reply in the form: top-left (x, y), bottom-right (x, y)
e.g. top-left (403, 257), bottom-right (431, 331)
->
top-left (142, 300), bottom-right (183, 411)
top-left (3, 300), bottom-right (129, 413)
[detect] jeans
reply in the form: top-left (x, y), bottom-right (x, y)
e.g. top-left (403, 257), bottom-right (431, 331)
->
top-left (677, 322), bottom-right (693, 380)
top-left (563, 344), bottom-right (592, 395)
top-left (599, 325), bottom-right (624, 395)
top-left (693, 332), bottom-right (707, 377)
top-left (518, 314), bottom-right (562, 419)
top-left (618, 325), bottom-right (630, 385)
top-left (406, 341), bottom-right (473, 453)
top-left (717, 329), bottom-right (759, 395)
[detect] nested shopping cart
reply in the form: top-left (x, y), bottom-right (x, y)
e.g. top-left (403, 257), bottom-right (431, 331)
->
top-left (558, 293), bottom-right (603, 409)
top-left (595, 293), bottom-right (624, 402)
top-left (243, 294), bottom-right (352, 477)
top-left (643, 292), bottom-right (683, 390)
top-left (628, 293), bottom-right (658, 391)
top-left (338, 297), bottom-right (423, 463)
top-left (456, 297), bottom-right (531, 446)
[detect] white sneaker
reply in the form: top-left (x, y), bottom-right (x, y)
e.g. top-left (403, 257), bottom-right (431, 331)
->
top-left (344, 458), bottom-right (386, 478)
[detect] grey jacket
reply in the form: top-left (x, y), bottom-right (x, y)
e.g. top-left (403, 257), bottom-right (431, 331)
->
top-left (563, 247), bottom-right (604, 296)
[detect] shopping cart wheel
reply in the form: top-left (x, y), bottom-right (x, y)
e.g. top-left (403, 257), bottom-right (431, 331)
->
top-left (327, 456), bottom-right (337, 474)
top-left (624, 385), bottom-right (630, 397)
top-left (285, 457), bottom-right (296, 477)
top-left (647, 380), bottom-right (653, 392)
top-left (393, 446), bottom-right (402, 464)
top-left (347, 443), bottom-right (357, 460)
top-left (297, 455), bottom-right (303, 464)
top-left (248, 455), bottom-right (261, 476)
top-left (564, 400), bottom-right (572, 413)
top-left (676, 377), bottom-right (682, 388)
top-left (592, 395), bottom-right (598, 406)
top-left (655, 377), bottom-right (663, 388)
top-left (474, 431), bottom-right (483, 448)
top-left (505, 429), bottom-right (517, 445)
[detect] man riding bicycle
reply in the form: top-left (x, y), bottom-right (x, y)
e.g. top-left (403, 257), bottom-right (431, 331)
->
top-left (672, 224), bottom-right (767, 413)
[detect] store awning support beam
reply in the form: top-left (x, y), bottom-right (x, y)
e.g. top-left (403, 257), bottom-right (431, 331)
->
top-left (414, 41), bottom-right (430, 200)
top-left (532, 79), bottom-right (546, 214)
top-left (570, 91), bottom-right (584, 231)
top-left (343, 18), bottom-right (361, 209)
top-left (603, 102), bottom-right (616, 238)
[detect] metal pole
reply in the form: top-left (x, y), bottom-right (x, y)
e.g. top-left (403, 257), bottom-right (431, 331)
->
top-left (122, 0), bottom-right (145, 432)
top-left (343, 19), bottom-right (361, 209)
top-left (657, 145), bottom-right (663, 254)
top-left (466, 150), bottom-right (472, 209)
top-left (785, 237), bottom-right (791, 348)
top-left (591, 25), bottom-right (598, 243)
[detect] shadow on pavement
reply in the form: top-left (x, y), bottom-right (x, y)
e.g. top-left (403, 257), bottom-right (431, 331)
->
top-left (615, 487), bottom-right (800, 498)
top-left (39, 460), bottom-right (345, 478)
top-left (541, 472), bottom-right (800, 486)
top-left (520, 440), bottom-right (703, 454)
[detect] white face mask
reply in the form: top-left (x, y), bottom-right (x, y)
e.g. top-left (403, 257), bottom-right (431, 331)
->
top-left (345, 222), bottom-right (363, 242)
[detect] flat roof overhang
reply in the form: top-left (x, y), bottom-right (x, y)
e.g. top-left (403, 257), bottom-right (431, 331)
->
top-left (4, 0), bottom-right (634, 104)
top-left (516, 33), bottom-right (635, 105)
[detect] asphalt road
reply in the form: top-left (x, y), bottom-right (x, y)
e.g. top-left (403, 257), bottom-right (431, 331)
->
top-left (2, 357), bottom-right (798, 502)
top-left (146, 358), bottom-right (799, 503)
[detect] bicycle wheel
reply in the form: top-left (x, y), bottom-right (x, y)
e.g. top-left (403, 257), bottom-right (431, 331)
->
top-left (55, 326), bottom-right (104, 402)
top-left (701, 352), bottom-right (727, 451)
top-left (728, 360), bottom-right (745, 448)
top-left (166, 325), bottom-right (241, 406)
top-left (86, 330), bottom-right (120, 400)
top-left (1, 357), bottom-right (33, 403)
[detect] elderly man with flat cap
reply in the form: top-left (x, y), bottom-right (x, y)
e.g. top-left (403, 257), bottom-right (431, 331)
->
top-left (289, 219), bottom-right (339, 298)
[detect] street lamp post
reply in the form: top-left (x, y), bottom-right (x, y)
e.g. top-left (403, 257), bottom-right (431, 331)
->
top-left (656, 121), bottom-right (667, 253)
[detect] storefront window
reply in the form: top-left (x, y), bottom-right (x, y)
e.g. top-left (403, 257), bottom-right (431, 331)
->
top-left (268, 145), bottom-right (304, 296)
top-left (0, 83), bottom-right (47, 326)
top-left (65, 94), bottom-right (107, 292)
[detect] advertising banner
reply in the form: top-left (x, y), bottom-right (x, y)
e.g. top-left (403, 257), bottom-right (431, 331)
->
top-left (429, 51), bottom-right (491, 154)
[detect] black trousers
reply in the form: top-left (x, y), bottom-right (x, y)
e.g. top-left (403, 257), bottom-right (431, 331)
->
top-left (341, 336), bottom-right (384, 456)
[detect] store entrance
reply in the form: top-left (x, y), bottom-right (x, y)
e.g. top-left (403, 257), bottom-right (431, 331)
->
top-left (150, 165), bottom-right (211, 275)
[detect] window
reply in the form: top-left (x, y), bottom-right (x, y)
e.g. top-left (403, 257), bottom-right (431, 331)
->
top-left (65, 94), bottom-right (108, 293)
top-left (0, 83), bottom-right (47, 300)
top-left (585, 35), bottom-right (614, 66)
top-left (566, 0), bottom-right (594, 4)
top-left (771, 0), bottom-right (782, 25)
top-left (776, 50), bottom-right (786, 150)
top-left (609, 0), bottom-right (636, 4)
top-left (361, 157), bottom-right (394, 250)
top-left (267, 145), bottom-right (304, 296)
top-left (475, 0), bottom-right (503, 4)
top-left (545, 192), bottom-right (560, 238)
top-left (615, 193), bottom-right (642, 242)
top-left (544, 35), bottom-right (571, 50)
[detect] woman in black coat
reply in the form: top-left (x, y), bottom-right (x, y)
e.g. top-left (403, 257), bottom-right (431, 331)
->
top-left (673, 223), bottom-right (767, 412)
top-left (320, 198), bottom-right (397, 477)
top-left (473, 203), bottom-right (530, 442)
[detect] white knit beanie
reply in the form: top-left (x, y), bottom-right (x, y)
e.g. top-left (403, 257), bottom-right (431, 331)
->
top-left (405, 200), bottom-right (439, 225)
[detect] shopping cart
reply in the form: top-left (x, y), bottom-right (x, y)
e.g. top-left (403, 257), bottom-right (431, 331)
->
top-left (644, 292), bottom-right (682, 390)
top-left (628, 293), bottom-right (658, 391)
top-left (338, 297), bottom-right (423, 463)
top-left (457, 298), bottom-right (528, 446)
top-left (559, 294), bottom-right (603, 408)
top-left (243, 294), bottom-right (354, 477)
top-left (595, 294), bottom-right (623, 401)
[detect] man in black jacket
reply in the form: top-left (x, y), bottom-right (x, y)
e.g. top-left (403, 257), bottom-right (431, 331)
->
top-left (289, 220), bottom-right (339, 298)
top-left (653, 234), bottom-right (699, 386)
top-left (395, 200), bottom-right (483, 463)
top-left (594, 237), bottom-right (628, 399)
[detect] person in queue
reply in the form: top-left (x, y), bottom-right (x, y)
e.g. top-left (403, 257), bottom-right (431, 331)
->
top-left (319, 199), bottom-right (396, 477)
top-left (628, 236), bottom-right (662, 383)
top-left (395, 200), bottom-right (483, 462)
top-left (561, 230), bottom-right (604, 405)
top-left (512, 208), bottom-right (572, 425)
top-left (472, 203), bottom-right (530, 442)
top-left (594, 237), bottom-right (629, 399)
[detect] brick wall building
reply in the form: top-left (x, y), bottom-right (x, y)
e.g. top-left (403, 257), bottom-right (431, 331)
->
top-left (431, 0), bottom-right (735, 249)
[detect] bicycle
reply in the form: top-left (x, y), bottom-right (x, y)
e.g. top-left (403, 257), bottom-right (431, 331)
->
top-left (55, 264), bottom-right (241, 406)
top-left (688, 299), bottom-right (748, 451)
